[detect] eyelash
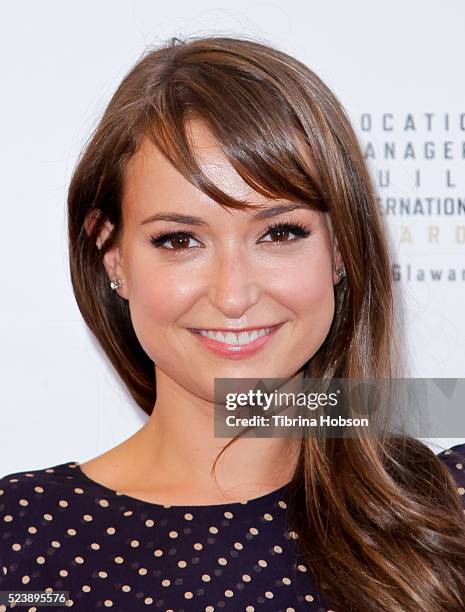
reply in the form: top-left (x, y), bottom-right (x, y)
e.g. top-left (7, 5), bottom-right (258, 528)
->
top-left (149, 221), bottom-right (312, 254)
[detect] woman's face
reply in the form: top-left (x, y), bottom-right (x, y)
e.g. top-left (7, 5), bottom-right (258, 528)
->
top-left (97, 120), bottom-right (343, 400)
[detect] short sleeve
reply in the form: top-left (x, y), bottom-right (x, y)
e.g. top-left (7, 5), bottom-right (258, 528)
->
top-left (0, 472), bottom-right (17, 587)
top-left (436, 443), bottom-right (465, 508)
top-left (0, 467), bottom-right (42, 588)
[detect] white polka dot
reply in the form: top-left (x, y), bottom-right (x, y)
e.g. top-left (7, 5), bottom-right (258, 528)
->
top-left (305, 594), bottom-right (314, 602)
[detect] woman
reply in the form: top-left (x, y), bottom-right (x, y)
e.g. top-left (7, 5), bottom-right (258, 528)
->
top-left (1, 35), bottom-right (465, 612)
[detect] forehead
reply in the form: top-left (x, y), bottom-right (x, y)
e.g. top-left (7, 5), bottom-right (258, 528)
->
top-left (123, 120), bottom-right (261, 215)
top-left (121, 119), bottom-right (323, 231)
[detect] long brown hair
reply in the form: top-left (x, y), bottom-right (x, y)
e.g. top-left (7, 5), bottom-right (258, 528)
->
top-left (67, 35), bottom-right (465, 611)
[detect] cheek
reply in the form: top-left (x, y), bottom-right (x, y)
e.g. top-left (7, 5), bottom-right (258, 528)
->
top-left (124, 260), bottom-right (194, 359)
top-left (278, 255), bottom-right (335, 349)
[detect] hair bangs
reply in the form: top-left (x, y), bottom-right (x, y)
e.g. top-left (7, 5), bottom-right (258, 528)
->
top-left (138, 60), bottom-right (326, 215)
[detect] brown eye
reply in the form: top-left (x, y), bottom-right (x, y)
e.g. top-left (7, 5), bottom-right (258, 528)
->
top-left (169, 235), bottom-right (191, 250)
top-left (268, 227), bottom-right (292, 242)
top-left (150, 231), bottom-right (200, 252)
top-left (260, 222), bottom-right (311, 244)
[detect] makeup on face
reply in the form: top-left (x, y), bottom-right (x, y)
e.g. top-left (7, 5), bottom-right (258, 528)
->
top-left (187, 322), bottom-right (286, 360)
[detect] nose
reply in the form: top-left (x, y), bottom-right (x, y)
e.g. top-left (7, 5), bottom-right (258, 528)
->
top-left (207, 245), bottom-right (260, 318)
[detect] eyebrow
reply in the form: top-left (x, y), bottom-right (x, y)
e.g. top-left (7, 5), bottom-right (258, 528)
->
top-left (140, 202), bottom-right (310, 226)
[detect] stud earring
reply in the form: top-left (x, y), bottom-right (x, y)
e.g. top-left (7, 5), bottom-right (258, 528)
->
top-left (336, 266), bottom-right (346, 278)
top-left (110, 278), bottom-right (123, 290)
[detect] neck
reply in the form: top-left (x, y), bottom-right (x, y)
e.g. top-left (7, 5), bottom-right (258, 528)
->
top-left (119, 368), bottom-right (302, 503)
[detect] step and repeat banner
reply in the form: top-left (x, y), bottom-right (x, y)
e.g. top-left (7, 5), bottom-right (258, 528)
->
top-left (357, 111), bottom-right (464, 380)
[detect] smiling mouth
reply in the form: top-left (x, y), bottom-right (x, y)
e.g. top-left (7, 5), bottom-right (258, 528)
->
top-left (189, 324), bottom-right (282, 346)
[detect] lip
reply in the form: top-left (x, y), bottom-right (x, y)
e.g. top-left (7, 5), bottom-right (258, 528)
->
top-left (190, 324), bottom-right (280, 333)
top-left (188, 323), bottom-right (284, 360)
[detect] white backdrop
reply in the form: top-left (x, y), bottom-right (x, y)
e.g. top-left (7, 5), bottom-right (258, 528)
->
top-left (1, 0), bottom-right (464, 475)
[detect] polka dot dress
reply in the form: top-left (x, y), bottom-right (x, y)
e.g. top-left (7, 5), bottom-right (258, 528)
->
top-left (0, 461), bottom-right (324, 611)
top-left (1, 443), bottom-right (464, 611)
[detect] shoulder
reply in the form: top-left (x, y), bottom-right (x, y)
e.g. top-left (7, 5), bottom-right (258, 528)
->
top-left (435, 442), bottom-right (465, 499)
top-left (0, 460), bottom-right (82, 541)
top-left (0, 461), bottom-right (83, 577)
top-left (0, 460), bottom-right (82, 503)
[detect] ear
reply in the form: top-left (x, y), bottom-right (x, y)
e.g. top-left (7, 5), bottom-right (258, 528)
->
top-left (332, 238), bottom-right (345, 286)
top-left (84, 209), bottom-right (128, 300)
top-left (323, 213), bottom-right (345, 286)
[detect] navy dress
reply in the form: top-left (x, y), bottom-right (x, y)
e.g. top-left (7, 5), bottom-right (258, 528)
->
top-left (1, 443), bottom-right (465, 611)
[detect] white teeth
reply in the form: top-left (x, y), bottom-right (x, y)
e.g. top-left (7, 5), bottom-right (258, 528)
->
top-left (198, 327), bottom-right (274, 345)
